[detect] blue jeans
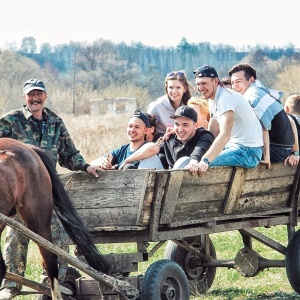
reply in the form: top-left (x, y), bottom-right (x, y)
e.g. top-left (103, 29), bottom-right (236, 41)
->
top-left (270, 144), bottom-right (292, 163)
top-left (210, 143), bottom-right (263, 169)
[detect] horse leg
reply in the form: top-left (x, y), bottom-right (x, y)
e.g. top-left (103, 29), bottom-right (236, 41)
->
top-left (22, 205), bottom-right (63, 300)
top-left (37, 246), bottom-right (62, 300)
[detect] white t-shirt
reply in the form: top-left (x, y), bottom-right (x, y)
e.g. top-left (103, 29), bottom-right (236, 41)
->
top-left (209, 86), bottom-right (263, 147)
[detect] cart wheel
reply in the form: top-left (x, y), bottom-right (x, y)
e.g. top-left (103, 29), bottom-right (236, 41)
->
top-left (140, 259), bottom-right (190, 300)
top-left (164, 236), bottom-right (216, 294)
top-left (37, 267), bottom-right (82, 300)
top-left (286, 229), bottom-right (300, 294)
top-left (62, 267), bottom-right (82, 296)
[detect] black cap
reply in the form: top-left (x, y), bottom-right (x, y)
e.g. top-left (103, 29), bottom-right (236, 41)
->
top-left (23, 79), bottom-right (46, 94)
top-left (193, 65), bottom-right (219, 78)
top-left (131, 110), bottom-right (151, 128)
top-left (170, 106), bottom-right (198, 123)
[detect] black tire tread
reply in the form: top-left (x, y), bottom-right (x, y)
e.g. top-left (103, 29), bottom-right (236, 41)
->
top-left (141, 259), bottom-right (189, 300)
top-left (286, 230), bottom-right (300, 294)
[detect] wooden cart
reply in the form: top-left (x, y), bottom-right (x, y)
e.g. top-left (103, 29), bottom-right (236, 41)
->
top-left (2, 162), bottom-right (300, 299)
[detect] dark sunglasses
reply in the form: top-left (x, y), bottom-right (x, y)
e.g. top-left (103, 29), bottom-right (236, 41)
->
top-left (167, 70), bottom-right (185, 78)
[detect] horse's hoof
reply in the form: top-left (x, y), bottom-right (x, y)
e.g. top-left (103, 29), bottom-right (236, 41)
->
top-left (0, 288), bottom-right (19, 300)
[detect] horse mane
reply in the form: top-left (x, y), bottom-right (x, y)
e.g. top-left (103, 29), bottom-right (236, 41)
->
top-left (31, 146), bottom-right (110, 275)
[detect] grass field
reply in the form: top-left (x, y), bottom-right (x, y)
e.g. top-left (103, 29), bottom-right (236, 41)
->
top-left (2, 113), bottom-right (300, 299)
top-left (5, 225), bottom-right (300, 299)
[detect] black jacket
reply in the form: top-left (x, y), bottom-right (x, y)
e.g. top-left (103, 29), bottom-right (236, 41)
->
top-left (159, 127), bottom-right (214, 168)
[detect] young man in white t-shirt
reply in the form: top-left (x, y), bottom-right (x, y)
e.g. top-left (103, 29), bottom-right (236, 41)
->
top-left (193, 65), bottom-right (264, 176)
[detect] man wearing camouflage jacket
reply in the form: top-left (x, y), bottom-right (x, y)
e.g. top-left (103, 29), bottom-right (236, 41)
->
top-left (0, 79), bottom-right (101, 300)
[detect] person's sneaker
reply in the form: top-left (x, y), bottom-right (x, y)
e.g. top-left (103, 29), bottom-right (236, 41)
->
top-left (0, 288), bottom-right (19, 300)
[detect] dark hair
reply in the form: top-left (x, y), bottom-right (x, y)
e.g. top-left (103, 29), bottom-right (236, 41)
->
top-left (164, 70), bottom-right (193, 105)
top-left (144, 113), bottom-right (158, 127)
top-left (220, 76), bottom-right (231, 86)
top-left (228, 63), bottom-right (257, 80)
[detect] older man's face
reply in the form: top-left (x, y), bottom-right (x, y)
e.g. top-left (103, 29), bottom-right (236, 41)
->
top-left (23, 89), bottom-right (47, 116)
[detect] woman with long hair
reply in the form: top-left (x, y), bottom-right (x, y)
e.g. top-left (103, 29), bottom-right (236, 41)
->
top-left (146, 70), bottom-right (193, 133)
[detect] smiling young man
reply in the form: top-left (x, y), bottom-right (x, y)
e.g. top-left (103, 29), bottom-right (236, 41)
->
top-left (91, 110), bottom-right (163, 170)
top-left (193, 65), bottom-right (264, 176)
top-left (229, 63), bottom-right (297, 167)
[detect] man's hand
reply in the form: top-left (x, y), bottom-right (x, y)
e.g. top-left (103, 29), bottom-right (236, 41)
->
top-left (197, 160), bottom-right (209, 177)
top-left (91, 153), bottom-right (115, 170)
top-left (185, 159), bottom-right (199, 175)
top-left (260, 154), bottom-right (271, 169)
top-left (285, 154), bottom-right (300, 167)
top-left (86, 165), bottom-right (102, 178)
top-left (163, 127), bottom-right (175, 141)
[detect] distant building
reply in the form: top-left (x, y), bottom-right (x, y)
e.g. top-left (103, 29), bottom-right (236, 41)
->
top-left (90, 98), bottom-right (137, 116)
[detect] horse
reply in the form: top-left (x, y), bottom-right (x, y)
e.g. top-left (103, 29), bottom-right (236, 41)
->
top-left (0, 138), bottom-right (110, 299)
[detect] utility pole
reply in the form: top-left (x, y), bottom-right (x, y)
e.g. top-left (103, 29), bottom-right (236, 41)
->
top-left (72, 46), bottom-right (76, 115)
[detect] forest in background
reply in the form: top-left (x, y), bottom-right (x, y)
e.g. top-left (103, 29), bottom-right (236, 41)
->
top-left (0, 36), bottom-right (300, 115)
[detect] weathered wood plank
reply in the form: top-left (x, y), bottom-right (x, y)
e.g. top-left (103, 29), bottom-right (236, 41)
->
top-left (61, 169), bottom-right (152, 188)
top-left (170, 199), bottom-right (224, 223)
top-left (149, 171), bottom-right (170, 239)
top-left (236, 192), bottom-right (291, 212)
top-left (245, 163), bottom-right (297, 180)
top-left (175, 183), bottom-right (229, 204)
top-left (160, 171), bottom-right (184, 224)
top-left (136, 171), bottom-right (156, 225)
top-left (180, 166), bottom-right (233, 185)
top-left (68, 189), bottom-right (143, 208)
top-left (76, 207), bottom-right (143, 229)
top-left (223, 167), bottom-right (246, 214)
top-left (241, 176), bottom-right (294, 195)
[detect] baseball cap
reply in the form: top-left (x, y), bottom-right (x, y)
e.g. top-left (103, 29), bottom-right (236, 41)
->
top-left (131, 110), bottom-right (151, 128)
top-left (193, 65), bottom-right (225, 86)
top-left (170, 106), bottom-right (198, 123)
top-left (23, 79), bottom-right (46, 94)
top-left (193, 65), bottom-right (219, 78)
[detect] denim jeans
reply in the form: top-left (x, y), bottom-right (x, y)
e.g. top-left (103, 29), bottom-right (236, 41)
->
top-left (210, 142), bottom-right (263, 169)
top-left (270, 144), bottom-right (292, 163)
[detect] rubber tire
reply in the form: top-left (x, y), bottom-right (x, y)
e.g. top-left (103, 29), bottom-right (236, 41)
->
top-left (140, 259), bottom-right (190, 300)
top-left (164, 236), bottom-right (216, 295)
top-left (286, 229), bottom-right (300, 294)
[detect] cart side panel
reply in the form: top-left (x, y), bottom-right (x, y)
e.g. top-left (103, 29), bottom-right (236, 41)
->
top-left (159, 167), bottom-right (234, 225)
top-left (235, 164), bottom-right (297, 212)
top-left (158, 164), bottom-right (297, 228)
top-left (60, 170), bottom-right (156, 231)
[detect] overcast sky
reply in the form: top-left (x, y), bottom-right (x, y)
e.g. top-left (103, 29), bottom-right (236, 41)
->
top-left (1, 0), bottom-right (298, 50)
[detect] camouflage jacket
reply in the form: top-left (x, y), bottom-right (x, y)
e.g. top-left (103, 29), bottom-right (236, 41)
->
top-left (0, 105), bottom-right (88, 171)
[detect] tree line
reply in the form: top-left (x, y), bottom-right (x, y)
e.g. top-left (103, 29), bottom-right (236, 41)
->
top-left (1, 37), bottom-right (299, 115)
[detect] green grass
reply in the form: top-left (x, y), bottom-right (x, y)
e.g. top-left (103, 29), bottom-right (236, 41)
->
top-left (2, 225), bottom-right (300, 299)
